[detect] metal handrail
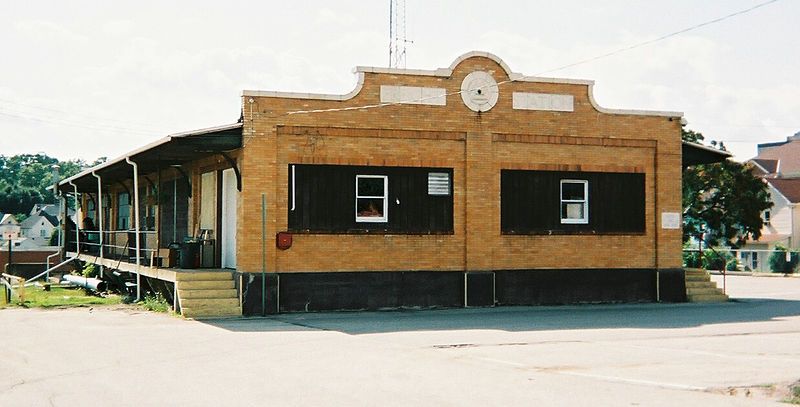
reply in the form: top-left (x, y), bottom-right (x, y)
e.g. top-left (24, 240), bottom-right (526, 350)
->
top-left (45, 251), bottom-right (60, 280)
top-left (1, 275), bottom-right (14, 303)
top-left (25, 257), bottom-right (76, 284)
top-left (2, 273), bottom-right (24, 303)
top-left (78, 230), bottom-right (158, 257)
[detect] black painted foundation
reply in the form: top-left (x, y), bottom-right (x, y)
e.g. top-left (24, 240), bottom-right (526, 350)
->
top-left (240, 268), bottom-right (686, 315)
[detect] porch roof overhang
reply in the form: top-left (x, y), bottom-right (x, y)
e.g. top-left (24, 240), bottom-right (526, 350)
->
top-left (682, 141), bottom-right (732, 167)
top-left (57, 123), bottom-right (243, 192)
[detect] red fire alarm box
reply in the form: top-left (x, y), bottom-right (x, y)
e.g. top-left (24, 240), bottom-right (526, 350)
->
top-left (276, 232), bottom-right (292, 250)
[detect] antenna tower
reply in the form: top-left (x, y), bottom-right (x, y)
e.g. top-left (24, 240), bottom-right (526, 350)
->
top-left (389, 0), bottom-right (409, 68)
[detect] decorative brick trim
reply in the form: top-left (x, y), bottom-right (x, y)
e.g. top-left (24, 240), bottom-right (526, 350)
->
top-left (278, 125), bottom-right (466, 141)
top-left (497, 162), bottom-right (645, 173)
top-left (286, 155), bottom-right (459, 168)
top-left (492, 133), bottom-right (657, 148)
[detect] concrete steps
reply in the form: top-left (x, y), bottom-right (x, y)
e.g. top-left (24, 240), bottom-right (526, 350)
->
top-left (181, 306), bottom-right (243, 318)
top-left (688, 293), bottom-right (730, 302)
top-left (178, 288), bottom-right (237, 299)
top-left (684, 268), bottom-right (728, 303)
top-left (176, 271), bottom-right (232, 281)
top-left (178, 280), bottom-right (235, 290)
top-left (176, 272), bottom-right (240, 318)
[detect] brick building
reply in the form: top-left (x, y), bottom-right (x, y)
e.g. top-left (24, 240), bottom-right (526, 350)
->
top-left (58, 52), bottom-right (720, 316)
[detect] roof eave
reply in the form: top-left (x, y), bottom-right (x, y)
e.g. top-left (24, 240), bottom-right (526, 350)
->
top-left (57, 123), bottom-right (242, 188)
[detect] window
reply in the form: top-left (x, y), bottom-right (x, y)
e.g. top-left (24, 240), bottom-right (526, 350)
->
top-left (40, 229), bottom-right (47, 237)
top-left (146, 190), bottom-right (157, 230)
top-left (87, 200), bottom-right (96, 223)
top-left (117, 192), bottom-right (130, 230)
top-left (356, 175), bottom-right (388, 222)
top-left (560, 180), bottom-right (588, 224)
top-left (103, 196), bottom-right (111, 230)
top-left (763, 210), bottom-right (771, 225)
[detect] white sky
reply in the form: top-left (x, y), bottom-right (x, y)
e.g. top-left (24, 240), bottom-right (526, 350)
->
top-left (1, 0), bottom-right (798, 162)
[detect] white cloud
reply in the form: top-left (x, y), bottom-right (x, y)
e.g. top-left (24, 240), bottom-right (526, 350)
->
top-left (102, 20), bottom-right (134, 36)
top-left (0, 0), bottom-right (798, 164)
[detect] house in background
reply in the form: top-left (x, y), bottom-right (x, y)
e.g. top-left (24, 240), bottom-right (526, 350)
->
top-left (740, 132), bottom-right (800, 271)
top-left (0, 213), bottom-right (22, 243)
top-left (20, 209), bottom-right (59, 246)
top-left (29, 203), bottom-right (76, 224)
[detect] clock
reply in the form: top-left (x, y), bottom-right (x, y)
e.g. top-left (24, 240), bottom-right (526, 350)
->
top-left (460, 71), bottom-right (499, 112)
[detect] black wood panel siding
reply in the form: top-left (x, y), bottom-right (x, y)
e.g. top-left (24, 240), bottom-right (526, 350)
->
top-left (239, 268), bottom-right (679, 314)
top-left (288, 164), bottom-right (454, 234)
top-left (495, 269), bottom-right (657, 305)
top-left (501, 170), bottom-right (645, 234)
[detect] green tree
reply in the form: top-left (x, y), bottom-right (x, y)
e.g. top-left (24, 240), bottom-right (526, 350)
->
top-left (768, 245), bottom-right (799, 273)
top-left (0, 153), bottom-right (97, 214)
top-left (682, 127), bottom-right (772, 247)
top-left (0, 185), bottom-right (44, 215)
top-left (48, 228), bottom-right (60, 246)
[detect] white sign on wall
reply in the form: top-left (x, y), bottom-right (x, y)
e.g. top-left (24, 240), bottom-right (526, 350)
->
top-left (380, 85), bottom-right (447, 106)
top-left (512, 92), bottom-right (574, 112)
top-left (661, 212), bottom-right (681, 229)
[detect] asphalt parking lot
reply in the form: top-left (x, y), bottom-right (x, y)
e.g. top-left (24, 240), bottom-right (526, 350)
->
top-left (2, 274), bottom-right (799, 406)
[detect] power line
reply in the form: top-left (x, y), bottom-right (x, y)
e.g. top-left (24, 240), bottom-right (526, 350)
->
top-left (0, 97), bottom-right (168, 133)
top-left (0, 109), bottom-right (158, 136)
top-left (693, 123), bottom-right (799, 129)
top-left (287, 0), bottom-right (780, 116)
top-left (533, 0), bottom-right (780, 76)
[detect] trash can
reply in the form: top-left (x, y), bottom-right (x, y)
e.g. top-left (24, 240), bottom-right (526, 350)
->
top-left (200, 239), bottom-right (215, 268)
top-left (168, 242), bottom-right (182, 268)
top-left (180, 241), bottom-right (201, 269)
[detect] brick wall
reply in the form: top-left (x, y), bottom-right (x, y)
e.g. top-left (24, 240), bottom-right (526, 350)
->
top-left (237, 54), bottom-right (683, 274)
top-left (1, 250), bottom-right (59, 270)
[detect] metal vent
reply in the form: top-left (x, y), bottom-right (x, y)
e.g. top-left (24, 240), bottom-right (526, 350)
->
top-left (428, 172), bottom-right (450, 195)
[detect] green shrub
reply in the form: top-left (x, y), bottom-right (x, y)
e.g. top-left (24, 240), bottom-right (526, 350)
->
top-left (140, 293), bottom-right (169, 313)
top-left (768, 245), bottom-right (800, 273)
top-left (683, 249), bottom-right (702, 268)
top-left (702, 250), bottom-right (733, 271)
top-left (682, 247), bottom-right (736, 270)
top-left (81, 263), bottom-right (98, 278)
top-left (786, 381), bottom-right (800, 404)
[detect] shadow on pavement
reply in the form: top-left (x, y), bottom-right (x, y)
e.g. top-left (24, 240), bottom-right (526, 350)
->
top-left (202, 298), bottom-right (800, 335)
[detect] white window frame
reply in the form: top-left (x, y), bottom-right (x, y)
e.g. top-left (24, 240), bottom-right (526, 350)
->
top-left (560, 179), bottom-right (589, 224)
top-left (355, 175), bottom-right (388, 223)
top-left (763, 209), bottom-right (771, 225)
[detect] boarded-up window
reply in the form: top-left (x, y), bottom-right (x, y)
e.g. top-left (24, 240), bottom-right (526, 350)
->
top-left (501, 170), bottom-right (645, 234)
top-left (289, 164), bottom-right (454, 234)
top-left (199, 172), bottom-right (216, 230)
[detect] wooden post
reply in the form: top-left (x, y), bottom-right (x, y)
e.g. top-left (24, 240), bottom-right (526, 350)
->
top-left (16, 277), bottom-right (24, 304)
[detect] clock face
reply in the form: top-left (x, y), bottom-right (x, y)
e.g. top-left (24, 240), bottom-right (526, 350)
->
top-left (460, 71), bottom-right (499, 112)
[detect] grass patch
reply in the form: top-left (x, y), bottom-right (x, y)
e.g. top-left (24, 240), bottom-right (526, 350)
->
top-left (7, 286), bottom-right (121, 308)
top-left (787, 382), bottom-right (800, 404)
top-left (139, 293), bottom-right (170, 313)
